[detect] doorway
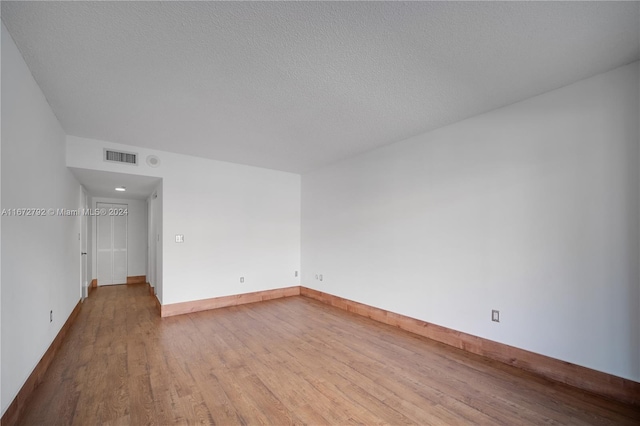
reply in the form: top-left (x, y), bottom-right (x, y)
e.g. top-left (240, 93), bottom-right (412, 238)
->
top-left (97, 202), bottom-right (128, 285)
top-left (81, 188), bottom-right (88, 298)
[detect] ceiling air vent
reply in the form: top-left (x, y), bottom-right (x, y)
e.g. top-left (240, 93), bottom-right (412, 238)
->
top-left (104, 149), bottom-right (138, 165)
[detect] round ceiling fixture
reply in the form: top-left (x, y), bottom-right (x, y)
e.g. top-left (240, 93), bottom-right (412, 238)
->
top-left (146, 155), bottom-right (161, 168)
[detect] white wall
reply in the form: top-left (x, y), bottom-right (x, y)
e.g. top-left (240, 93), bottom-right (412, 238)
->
top-left (1, 23), bottom-right (81, 415)
top-left (147, 181), bottom-right (163, 303)
top-left (302, 62), bottom-right (640, 382)
top-left (67, 137), bottom-right (300, 305)
top-left (90, 197), bottom-right (147, 282)
top-left (147, 181), bottom-right (163, 300)
top-left (1, 9), bottom-right (4, 410)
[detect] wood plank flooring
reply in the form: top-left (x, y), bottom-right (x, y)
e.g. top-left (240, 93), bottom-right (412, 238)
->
top-left (17, 284), bottom-right (640, 425)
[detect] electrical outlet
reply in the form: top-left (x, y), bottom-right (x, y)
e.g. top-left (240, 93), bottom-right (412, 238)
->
top-left (240, 277), bottom-right (244, 283)
top-left (295, 271), bottom-right (298, 277)
top-left (50, 310), bottom-right (53, 323)
top-left (492, 310), bottom-right (500, 322)
top-left (175, 234), bottom-right (184, 243)
top-left (319, 274), bottom-right (323, 281)
top-left (315, 274), bottom-right (318, 280)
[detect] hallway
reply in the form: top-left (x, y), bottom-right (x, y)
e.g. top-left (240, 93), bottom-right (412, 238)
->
top-left (17, 284), bottom-right (640, 425)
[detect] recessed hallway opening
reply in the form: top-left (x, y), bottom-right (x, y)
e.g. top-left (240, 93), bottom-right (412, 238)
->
top-left (17, 284), bottom-right (640, 425)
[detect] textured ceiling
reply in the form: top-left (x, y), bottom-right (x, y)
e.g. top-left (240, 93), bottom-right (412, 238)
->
top-left (2, 1), bottom-right (639, 173)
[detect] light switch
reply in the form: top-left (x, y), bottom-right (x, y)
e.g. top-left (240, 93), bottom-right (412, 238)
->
top-left (175, 234), bottom-right (184, 243)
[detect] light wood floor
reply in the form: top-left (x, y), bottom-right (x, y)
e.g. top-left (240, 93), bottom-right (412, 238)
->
top-left (17, 284), bottom-right (640, 425)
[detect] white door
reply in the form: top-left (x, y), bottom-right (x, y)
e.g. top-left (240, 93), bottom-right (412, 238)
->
top-left (147, 199), bottom-right (155, 290)
top-left (97, 203), bottom-right (128, 285)
top-left (81, 190), bottom-right (88, 298)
